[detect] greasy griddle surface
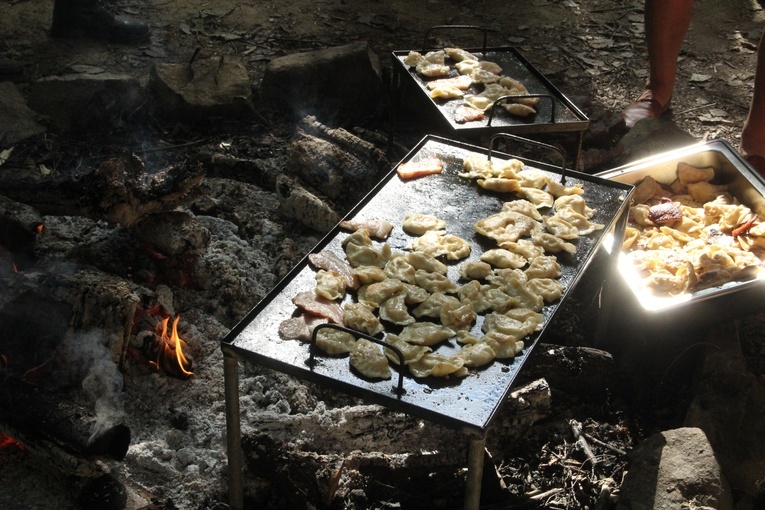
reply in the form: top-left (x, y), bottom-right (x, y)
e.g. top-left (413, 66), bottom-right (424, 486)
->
top-left (225, 136), bottom-right (631, 433)
top-left (392, 47), bottom-right (588, 134)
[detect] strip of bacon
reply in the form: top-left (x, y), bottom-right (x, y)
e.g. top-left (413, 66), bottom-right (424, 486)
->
top-left (292, 291), bottom-right (345, 324)
top-left (397, 156), bottom-right (444, 180)
top-left (308, 250), bottom-right (358, 289)
top-left (339, 218), bottom-right (394, 240)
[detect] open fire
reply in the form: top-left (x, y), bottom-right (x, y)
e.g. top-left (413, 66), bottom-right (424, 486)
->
top-left (146, 316), bottom-right (194, 380)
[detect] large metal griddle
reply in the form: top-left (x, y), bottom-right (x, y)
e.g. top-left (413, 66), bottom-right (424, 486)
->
top-left (220, 134), bottom-right (632, 509)
top-left (222, 135), bottom-right (631, 430)
top-left (390, 26), bottom-right (589, 137)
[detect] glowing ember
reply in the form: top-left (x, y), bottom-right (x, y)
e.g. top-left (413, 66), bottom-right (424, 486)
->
top-left (151, 316), bottom-right (194, 379)
top-left (0, 434), bottom-right (25, 451)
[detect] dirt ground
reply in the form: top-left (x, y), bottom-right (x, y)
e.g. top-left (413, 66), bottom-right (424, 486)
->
top-left (2, 0), bottom-right (764, 153)
top-left (2, 1), bottom-right (765, 509)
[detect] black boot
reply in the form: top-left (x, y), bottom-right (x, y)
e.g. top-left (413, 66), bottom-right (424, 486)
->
top-left (51, 0), bottom-right (150, 44)
top-left (0, 55), bottom-right (23, 81)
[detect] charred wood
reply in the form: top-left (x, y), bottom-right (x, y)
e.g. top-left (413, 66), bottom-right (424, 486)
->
top-left (0, 194), bottom-right (43, 270)
top-left (0, 378), bottom-right (130, 461)
top-left (0, 421), bottom-right (105, 479)
top-left (0, 265), bottom-right (138, 372)
top-left (200, 152), bottom-right (280, 191)
top-left (132, 211), bottom-right (210, 258)
top-left (0, 288), bottom-right (72, 378)
top-left (287, 115), bottom-right (389, 205)
top-left (0, 150), bottom-right (205, 228)
top-left (276, 174), bottom-right (340, 233)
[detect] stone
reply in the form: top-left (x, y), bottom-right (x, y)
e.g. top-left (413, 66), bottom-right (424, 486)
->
top-left (258, 42), bottom-right (386, 123)
top-left (617, 427), bottom-right (733, 510)
top-left (149, 55), bottom-right (254, 122)
top-left (685, 321), bottom-right (765, 497)
top-left (0, 81), bottom-right (46, 147)
top-left (26, 73), bottom-right (144, 133)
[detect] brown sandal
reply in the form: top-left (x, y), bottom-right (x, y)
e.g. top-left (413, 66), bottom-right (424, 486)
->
top-left (621, 90), bottom-right (671, 129)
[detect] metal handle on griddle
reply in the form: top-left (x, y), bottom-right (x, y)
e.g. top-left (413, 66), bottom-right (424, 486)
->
top-left (422, 25), bottom-right (494, 53)
top-left (488, 133), bottom-right (569, 184)
top-left (309, 323), bottom-right (407, 396)
top-left (488, 94), bottom-right (556, 126)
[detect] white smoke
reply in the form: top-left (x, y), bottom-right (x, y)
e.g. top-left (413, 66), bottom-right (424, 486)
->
top-left (77, 330), bottom-right (127, 443)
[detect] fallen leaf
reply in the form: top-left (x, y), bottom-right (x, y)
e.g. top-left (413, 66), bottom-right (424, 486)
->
top-left (690, 73), bottom-right (712, 82)
top-left (575, 53), bottom-right (605, 68)
top-left (588, 37), bottom-right (613, 49)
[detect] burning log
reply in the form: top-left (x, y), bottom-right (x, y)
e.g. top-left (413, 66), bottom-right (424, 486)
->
top-left (0, 377), bottom-right (130, 461)
top-left (287, 115), bottom-right (389, 205)
top-left (0, 150), bottom-right (205, 228)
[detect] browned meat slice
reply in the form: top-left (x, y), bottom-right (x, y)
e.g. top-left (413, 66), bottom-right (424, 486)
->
top-left (339, 218), bottom-right (394, 240)
top-left (308, 250), bottom-right (358, 289)
top-left (292, 291), bottom-right (345, 324)
top-left (278, 314), bottom-right (328, 341)
top-left (397, 157), bottom-right (444, 179)
top-left (454, 106), bottom-right (484, 124)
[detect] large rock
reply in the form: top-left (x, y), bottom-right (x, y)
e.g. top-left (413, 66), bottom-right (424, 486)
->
top-left (685, 320), bottom-right (765, 497)
top-left (258, 42), bottom-right (386, 123)
top-left (149, 55), bottom-right (254, 122)
top-left (617, 427), bottom-right (733, 510)
top-left (0, 81), bottom-right (46, 147)
top-left (26, 73), bottom-right (144, 133)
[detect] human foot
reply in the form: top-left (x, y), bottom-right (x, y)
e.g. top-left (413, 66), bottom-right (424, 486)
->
top-left (621, 89), bottom-right (672, 129)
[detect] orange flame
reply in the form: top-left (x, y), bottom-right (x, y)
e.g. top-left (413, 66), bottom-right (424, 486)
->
top-left (154, 316), bottom-right (194, 378)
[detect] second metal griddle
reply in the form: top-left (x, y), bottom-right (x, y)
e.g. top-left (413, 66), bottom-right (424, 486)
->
top-left (222, 135), bottom-right (632, 435)
top-left (390, 26), bottom-right (589, 137)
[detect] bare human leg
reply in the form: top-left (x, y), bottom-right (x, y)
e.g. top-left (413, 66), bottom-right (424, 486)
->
top-left (622, 0), bottom-right (693, 128)
top-left (740, 29), bottom-right (765, 175)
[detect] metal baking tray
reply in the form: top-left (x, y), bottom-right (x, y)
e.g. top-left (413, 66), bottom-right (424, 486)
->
top-left (597, 139), bottom-right (765, 316)
top-left (391, 35), bottom-right (588, 136)
top-left (222, 135), bottom-right (632, 435)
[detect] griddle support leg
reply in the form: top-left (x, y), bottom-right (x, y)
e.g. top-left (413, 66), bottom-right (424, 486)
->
top-left (223, 349), bottom-right (244, 510)
top-left (464, 435), bottom-right (486, 510)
